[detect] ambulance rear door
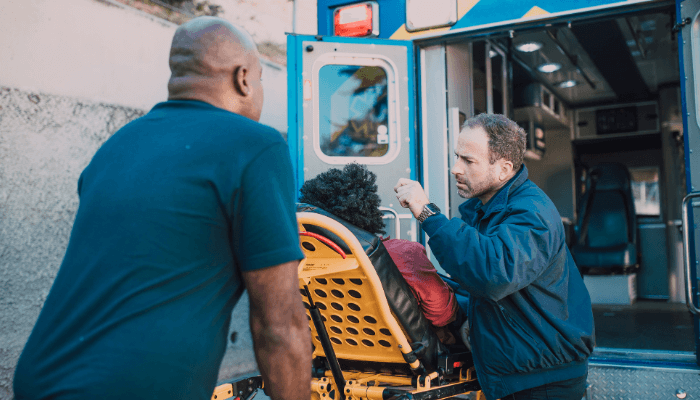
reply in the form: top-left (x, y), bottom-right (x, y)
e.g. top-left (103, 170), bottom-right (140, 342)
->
top-left (679, 0), bottom-right (700, 364)
top-left (287, 34), bottom-right (418, 240)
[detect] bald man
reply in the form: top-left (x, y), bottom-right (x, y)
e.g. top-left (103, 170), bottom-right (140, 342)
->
top-left (14, 17), bottom-right (311, 400)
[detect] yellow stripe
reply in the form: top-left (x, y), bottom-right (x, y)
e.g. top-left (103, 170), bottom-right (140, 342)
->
top-left (390, 0), bottom-right (480, 40)
top-left (521, 5), bottom-right (550, 19)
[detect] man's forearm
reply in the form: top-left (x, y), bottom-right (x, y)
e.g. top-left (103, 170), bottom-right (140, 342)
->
top-left (250, 312), bottom-right (311, 400)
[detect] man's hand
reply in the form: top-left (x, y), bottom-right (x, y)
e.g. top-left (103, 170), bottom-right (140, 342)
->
top-left (243, 260), bottom-right (311, 400)
top-left (394, 178), bottom-right (430, 219)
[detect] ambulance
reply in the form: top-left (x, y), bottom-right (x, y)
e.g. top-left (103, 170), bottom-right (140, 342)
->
top-left (285, 0), bottom-right (700, 397)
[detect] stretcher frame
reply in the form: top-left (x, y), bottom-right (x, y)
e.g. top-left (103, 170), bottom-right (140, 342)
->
top-left (213, 212), bottom-right (484, 400)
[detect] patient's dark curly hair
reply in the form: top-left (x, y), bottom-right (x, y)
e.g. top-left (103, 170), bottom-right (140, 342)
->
top-left (299, 163), bottom-right (386, 235)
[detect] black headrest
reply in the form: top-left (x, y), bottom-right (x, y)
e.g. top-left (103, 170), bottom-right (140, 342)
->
top-left (588, 163), bottom-right (632, 192)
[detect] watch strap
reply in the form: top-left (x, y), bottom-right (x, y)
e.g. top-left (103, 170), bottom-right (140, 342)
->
top-left (417, 203), bottom-right (440, 223)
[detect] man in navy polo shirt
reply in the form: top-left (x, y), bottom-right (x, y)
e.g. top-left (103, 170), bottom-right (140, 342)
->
top-left (395, 114), bottom-right (594, 400)
top-left (14, 17), bottom-right (310, 400)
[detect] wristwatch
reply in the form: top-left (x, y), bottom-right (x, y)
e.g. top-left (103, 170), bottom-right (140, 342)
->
top-left (416, 203), bottom-right (441, 223)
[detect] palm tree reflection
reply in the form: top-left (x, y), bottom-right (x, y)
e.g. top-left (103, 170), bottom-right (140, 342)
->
top-left (320, 65), bottom-right (389, 157)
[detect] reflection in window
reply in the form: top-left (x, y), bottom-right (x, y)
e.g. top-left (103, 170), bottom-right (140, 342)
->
top-left (318, 65), bottom-right (389, 157)
top-left (472, 42), bottom-right (487, 115)
top-left (629, 167), bottom-right (660, 216)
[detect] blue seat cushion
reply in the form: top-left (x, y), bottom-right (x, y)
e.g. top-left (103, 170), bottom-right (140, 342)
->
top-left (571, 242), bottom-right (637, 268)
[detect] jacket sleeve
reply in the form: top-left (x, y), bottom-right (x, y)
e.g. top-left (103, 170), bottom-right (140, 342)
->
top-left (422, 207), bottom-right (560, 302)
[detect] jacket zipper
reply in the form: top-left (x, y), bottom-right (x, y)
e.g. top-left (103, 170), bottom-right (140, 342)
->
top-left (498, 304), bottom-right (510, 321)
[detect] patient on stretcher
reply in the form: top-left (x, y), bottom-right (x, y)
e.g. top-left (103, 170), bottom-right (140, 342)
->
top-left (299, 164), bottom-right (464, 344)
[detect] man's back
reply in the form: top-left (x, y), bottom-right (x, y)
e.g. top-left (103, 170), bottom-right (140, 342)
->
top-left (14, 100), bottom-right (303, 400)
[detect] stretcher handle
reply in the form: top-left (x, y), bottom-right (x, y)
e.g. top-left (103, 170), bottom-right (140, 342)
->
top-left (682, 192), bottom-right (700, 315)
top-left (299, 231), bottom-right (347, 259)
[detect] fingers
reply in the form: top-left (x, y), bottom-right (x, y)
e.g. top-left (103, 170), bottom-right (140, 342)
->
top-left (393, 178), bottom-right (414, 193)
top-left (393, 178), bottom-right (430, 218)
top-left (394, 179), bottom-right (416, 209)
top-left (396, 189), bottom-right (411, 208)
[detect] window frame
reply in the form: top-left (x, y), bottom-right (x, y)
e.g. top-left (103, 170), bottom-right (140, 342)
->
top-left (311, 53), bottom-right (402, 165)
top-left (486, 41), bottom-right (507, 115)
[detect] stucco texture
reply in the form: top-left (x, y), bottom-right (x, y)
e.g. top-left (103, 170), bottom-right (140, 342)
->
top-left (0, 87), bottom-right (260, 398)
top-left (0, 87), bottom-right (145, 398)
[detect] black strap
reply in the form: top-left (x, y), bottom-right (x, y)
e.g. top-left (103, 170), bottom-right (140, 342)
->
top-left (304, 285), bottom-right (346, 399)
top-left (402, 341), bottom-right (428, 364)
top-left (578, 170), bottom-right (602, 246)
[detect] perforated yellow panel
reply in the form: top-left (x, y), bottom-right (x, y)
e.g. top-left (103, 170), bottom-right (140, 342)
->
top-left (297, 219), bottom-right (410, 365)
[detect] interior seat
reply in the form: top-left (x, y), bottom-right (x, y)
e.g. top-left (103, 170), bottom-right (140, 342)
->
top-left (571, 163), bottom-right (639, 275)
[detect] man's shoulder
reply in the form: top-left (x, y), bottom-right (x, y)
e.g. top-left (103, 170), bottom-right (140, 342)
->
top-left (509, 179), bottom-right (554, 207)
top-left (147, 100), bottom-right (285, 145)
top-left (200, 109), bottom-right (284, 143)
top-left (506, 179), bottom-right (562, 222)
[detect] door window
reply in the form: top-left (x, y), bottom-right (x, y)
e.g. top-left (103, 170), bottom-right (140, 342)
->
top-left (470, 41), bottom-right (508, 116)
top-left (489, 44), bottom-right (505, 115)
top-left (318, 65), bottom-right (390, 158)
top-left (472, 42), bottom-right (487, 115)
top-left (629, 167), bottom-right (660, 217)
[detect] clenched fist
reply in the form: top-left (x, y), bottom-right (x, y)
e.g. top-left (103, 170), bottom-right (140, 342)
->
top-left (394, 178), bottom-right (430, 219)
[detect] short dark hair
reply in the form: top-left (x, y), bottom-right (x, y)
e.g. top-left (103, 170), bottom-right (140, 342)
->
top-left (464, 113), bottom-right (526, 170)
top-left (299, 163), bottom-right (385, 235)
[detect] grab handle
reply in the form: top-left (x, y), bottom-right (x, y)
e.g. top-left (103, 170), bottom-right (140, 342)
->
top-left (379, 206), bottom-right (401, 240)
top-left (681, 192), bottom-right (700, 315)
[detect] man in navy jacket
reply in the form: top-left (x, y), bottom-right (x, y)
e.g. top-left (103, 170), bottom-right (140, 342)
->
top-left (394, 113), bottom-right (594, 400)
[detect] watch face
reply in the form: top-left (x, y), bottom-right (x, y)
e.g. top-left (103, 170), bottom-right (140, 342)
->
top-left (426, 203), bottom-right (440, 214)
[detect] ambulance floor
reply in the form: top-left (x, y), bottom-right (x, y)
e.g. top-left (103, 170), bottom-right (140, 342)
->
top-left (592, 300), bottom-right (695, 352)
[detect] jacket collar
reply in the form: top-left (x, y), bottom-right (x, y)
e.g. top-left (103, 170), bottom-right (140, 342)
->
top-left (459, 164), bottom-right (529, 220)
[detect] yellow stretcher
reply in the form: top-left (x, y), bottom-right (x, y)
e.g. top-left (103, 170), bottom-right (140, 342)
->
top-left (213, 210), bottom-right (484, 400)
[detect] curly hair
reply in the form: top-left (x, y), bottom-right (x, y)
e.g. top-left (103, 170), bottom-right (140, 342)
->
top-left (465, 113), bottom-right (526, 171)
top-left (299, 163), bottom-right (386, 235)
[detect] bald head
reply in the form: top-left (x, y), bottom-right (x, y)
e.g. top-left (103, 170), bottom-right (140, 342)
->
top-left (167, 17), bottom-right (264, 121)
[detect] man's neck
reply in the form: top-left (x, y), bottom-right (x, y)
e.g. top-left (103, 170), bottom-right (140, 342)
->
top-left (167, 77), bottom-right (234, 111)
top-left (478, 170), bottom-right (518, 206)
top-left (169, 91), bottom-right (218, 107)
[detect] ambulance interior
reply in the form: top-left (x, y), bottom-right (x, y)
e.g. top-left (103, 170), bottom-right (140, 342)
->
top-left (440, 6), bottom-right (693, 353)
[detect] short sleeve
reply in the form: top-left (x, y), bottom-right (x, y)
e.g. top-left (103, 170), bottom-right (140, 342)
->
top-left (77, 172), bottom-right (84, 196)
top-left (232, 141), bottom-right (304, 272)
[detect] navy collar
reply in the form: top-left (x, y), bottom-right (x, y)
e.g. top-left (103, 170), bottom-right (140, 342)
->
top-left (152, 99), bottom-right (221, 111)
top-left (459, 164), bottom-right (529, 219)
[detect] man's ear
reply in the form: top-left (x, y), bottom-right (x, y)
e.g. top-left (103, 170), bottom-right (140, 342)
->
top-left (233, 66), bottom-right (249, 96)
top-left (499, 160), bottom-right (514, 181)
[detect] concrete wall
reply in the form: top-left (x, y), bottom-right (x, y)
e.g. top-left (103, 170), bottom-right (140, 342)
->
top-left (0, 87), bottom-right (147, 398)
top-left (216, 0), bottom-right (318, 44)
top-left (1, 0), bottom-right (173, 111)
top-left (0, 0), bottom-right (291, 397)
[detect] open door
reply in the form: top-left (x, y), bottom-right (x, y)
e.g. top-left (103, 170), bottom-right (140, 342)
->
top-left (678, 0), bottom-right (700, 365)
top-left (287, 35), bottom-right (417, 241)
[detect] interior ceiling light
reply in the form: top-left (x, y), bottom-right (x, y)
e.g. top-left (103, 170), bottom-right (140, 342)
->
top-left (558, 80), bottom-right (578, 88)
top-left (538, 63), bottom-right (561, 73)
top-left (515, 42), bottom-right (543, 52)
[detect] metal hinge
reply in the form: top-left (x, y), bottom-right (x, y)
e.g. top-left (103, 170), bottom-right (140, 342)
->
top-left (672, 17), bottom-right (691, 34)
